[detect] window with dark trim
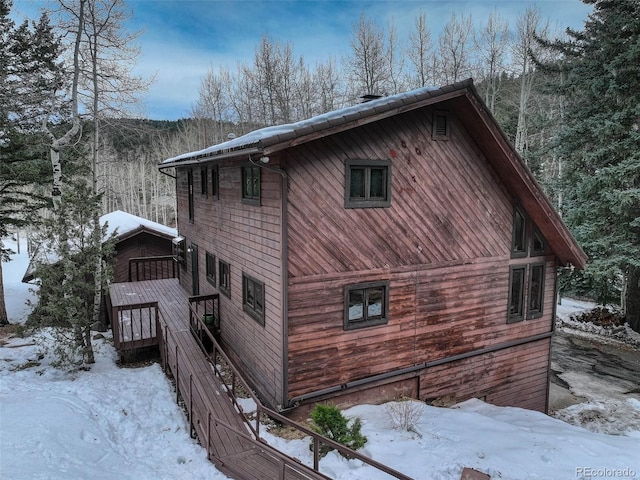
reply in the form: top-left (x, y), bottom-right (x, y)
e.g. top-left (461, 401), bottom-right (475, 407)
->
top-left (345, 159), bottom-right (392, 208)
top-left (219, 260), bottom-right (230, 297)
top-left (200, 167), bottom-right (208, 196)
top-left (187, 169), bottom-right (194, 222)
top-left (211, 165), bottom-right (219, 199)
top-left (205, 252), bottom-right (216, 285)
top-left (344, 281), bottom-right (389, 330)
top-left (527, 264), bottom-right (545, 319)
top-left (531, 228), bottom-right (547, 256)
top-left (508, 266), bottom-right (526, 323)
top-left (242, 273), bottom-right (265, 325)
top-left (432, 111), bottom-right (450, 140)
top-left (511, 205), bottom-right (528, 257)
top-left (241, 165), bottom-right (260, 204)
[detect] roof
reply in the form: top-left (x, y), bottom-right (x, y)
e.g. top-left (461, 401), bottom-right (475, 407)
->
top-left (22, 211), bottom-right (177, 282)
top-left (159, 79), bottom-right (587, 269)
top-left (101, 210), bottom-right (177, 241)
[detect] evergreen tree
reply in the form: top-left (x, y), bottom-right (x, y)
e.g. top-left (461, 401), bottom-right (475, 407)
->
top-left (537, 0), bottom-right (640, 331)
top-left (0, 0), bottom-right (57, 324)
top-left (28, 179), bottom-right (115, 369)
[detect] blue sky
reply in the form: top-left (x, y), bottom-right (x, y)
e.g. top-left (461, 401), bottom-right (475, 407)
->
top-left (12, 0), bottom-right (592, 120)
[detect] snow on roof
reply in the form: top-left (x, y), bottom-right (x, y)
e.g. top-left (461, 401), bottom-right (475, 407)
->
top-left (101, 210), bottom-right (177, 240)
top-left (160, 83), bottom-right (448, 166)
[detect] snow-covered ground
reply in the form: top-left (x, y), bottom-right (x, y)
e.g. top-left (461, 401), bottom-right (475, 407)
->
top-left (2, 233), bottom-right (639, 480)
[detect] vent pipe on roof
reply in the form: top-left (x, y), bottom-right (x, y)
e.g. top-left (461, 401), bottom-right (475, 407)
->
top-left (227, 132), bottom-right (236, 140)
top-left (360, 94), bottom-right (383, 103)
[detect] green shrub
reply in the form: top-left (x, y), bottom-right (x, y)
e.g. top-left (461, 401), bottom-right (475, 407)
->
top-left (309, 404), bottom-right (367, 458)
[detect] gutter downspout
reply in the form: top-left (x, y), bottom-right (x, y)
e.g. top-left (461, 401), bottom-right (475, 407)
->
top-left (249, 155), bottom-right (289, 411)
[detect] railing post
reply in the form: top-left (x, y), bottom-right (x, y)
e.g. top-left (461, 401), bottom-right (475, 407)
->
top-left (313, 438), bottom-right (320, 471)
top-left (175, 344), bottom-right (179, 403)
top-left (189, 374), bottom-right (194, 438)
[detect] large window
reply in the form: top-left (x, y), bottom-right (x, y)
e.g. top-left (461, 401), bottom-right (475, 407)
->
top-left (242, 165), bottom-right (260, 204)
top-left (344, 281), bottom-right (389, 330)
top-left (242, 273), bottom-right (265, 325)
top-left (508, 263), bottom-right (546, 323)
top-left (345, 159), bottom-right (391, 208)
top-left (219, 260), bottom-right (230, 297)
top-left (205, 252), bottom-right (216, 285)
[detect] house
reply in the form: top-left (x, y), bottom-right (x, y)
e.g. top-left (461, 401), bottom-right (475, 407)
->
top-left (100, 210), bottom-right (177, 283)
top-left (23, 210), bottom-right (177, 284)
top-left (158, 79), bottom-right (587, 414)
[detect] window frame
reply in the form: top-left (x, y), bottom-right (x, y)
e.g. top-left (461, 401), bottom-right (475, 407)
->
top-left (242, 273), bottom-right (265, 325)
top-left (511, 205), bottom-right (528, 258)
top-left (526, 263), bottom-right (545, 320)
top-left (187, 169), bottom-right (194, 222)
top-left (241, 165), bottom-right (261, 205)
top-left (344, 159), bottom-right (392, 209)
top-left (344, 280), bottom-right (389, 330)
top-left (200, 167), bottom-right (208, 196)
top-left (218, 259), bottom-right (230, 298)
top-left (507, 265), bottom-right (526, 324)
top-left (211, 165), bottom-right (219, 200)
top-left (205, 251), bottom-right (216, 286)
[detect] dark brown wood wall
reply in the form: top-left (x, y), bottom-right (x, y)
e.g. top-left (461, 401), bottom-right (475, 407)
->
top-left (175, 162), bottom-right (285, 407)
top-left (286, 107), bottom-right (555, 410)
top-left (112, 233), bottom-right (173, 283)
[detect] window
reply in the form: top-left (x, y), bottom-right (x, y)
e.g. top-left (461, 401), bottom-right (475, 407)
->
top-left (432, 111), bottom-right (450, 140)
top-left (242, 165), bottom-right (260, 204)
top-left (345, 159), bottom-right (392, 208)
top-left (205, 252), bottom-right (216, 285)
top-left (527, 264), bottom-right (545, 319)
top-left (344, 281), bottom-right (389, 330)
top-left (219, 260), bottom-right (230, 297)
top-left (507, 266), bottom-right (526, 323)
top-left (211, 165), bottom-right (219, 199)
top-left (200, 167), bottom-right (208, 196)
top-left (511, 205), bottom-right (528, 257)
top-left (242, 273), bottom-right (265, 325)
top-left (531, 229), bottom-right (547, 256)
top-left (508, 263), bottom-right (546, 323)
top-left (187, 169), bottom-right (194, 222)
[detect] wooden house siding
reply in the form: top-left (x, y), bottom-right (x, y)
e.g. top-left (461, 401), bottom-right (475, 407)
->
top-left (112, 232), bottom-right (173, 283)
top-left (175, 162), bottom-right (285, 407)
top-left (285, 107), bottom-right (556, 410)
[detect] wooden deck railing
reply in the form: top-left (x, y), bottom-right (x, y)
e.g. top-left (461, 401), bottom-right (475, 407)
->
top-left (112, 301), bottom-right (159, 351)
top-left (128, 255), bottom-right (178, 282)
top-left (188, 293), bottom-right (220, 340)
top-left (185, 307), bottom-right (413, 480)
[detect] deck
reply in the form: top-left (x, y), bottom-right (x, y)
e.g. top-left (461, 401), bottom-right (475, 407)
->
top-left (109, 277), bottom-right (412, 480)
top-left (109, 278), bottom-right (327, 480)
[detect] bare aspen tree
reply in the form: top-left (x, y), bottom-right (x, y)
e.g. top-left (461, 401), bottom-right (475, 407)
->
top-left (313, 56), bottom-right (343, 112)
top-left (512, 6), bottom-right (550, 156)
top-left (386, 18), bottom-right (405, 94)
top-left (406, 11), bottom-right (434, 88)
top-left (193, 66), bottom-right (232, 143)
top-left (437, 12), bottom-right (474, 84)
top-left (345, 12), bottom-right (390, 97)
top-left (474, 9), bottom-right (510, 112)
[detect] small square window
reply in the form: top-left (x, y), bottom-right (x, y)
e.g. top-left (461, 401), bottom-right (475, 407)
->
top-left (205, 252), bottom-right (216, 285)
top-left (219, 260), bottom-right (230, 298)
top-left (507, 266), bottom-right (526, 323)
top-left (242, 165), bottom-right (260, 205)
top-left (345, 159), bottom-right (391, 208)
top-left (344, 281), bottom-right (389, 330)
top-left (242, 273), bottom-right (265, 325)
